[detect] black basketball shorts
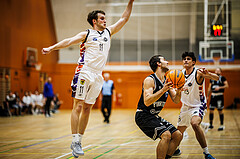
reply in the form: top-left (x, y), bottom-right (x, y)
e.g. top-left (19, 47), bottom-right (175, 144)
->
top-left (210, 95), bottom-right (224, 110)
top-left (135, 111), bottom-right (177, 140)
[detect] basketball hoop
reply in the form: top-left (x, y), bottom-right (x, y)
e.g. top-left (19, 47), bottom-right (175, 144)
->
top-left (213, 56), bottom-right (220, 66)
top-left (35, 62), bottom-right (42, 71)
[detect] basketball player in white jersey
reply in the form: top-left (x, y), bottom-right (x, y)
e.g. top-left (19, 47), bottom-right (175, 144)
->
top-left (42, 0), bottom-right (134, 157)
top-left (175, 52), bottom-right (218, 159)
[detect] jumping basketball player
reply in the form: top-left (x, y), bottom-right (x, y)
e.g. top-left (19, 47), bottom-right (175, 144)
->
top-left (174, 52), bottom-right (218, 159)
top-left (135, 55), bottom-right (182, 159)
top-left (42, 0), bottom-right (134, 157)
top-left (207, 67), bottom-right (229, 131)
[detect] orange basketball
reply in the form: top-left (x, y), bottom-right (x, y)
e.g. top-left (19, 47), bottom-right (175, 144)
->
top-left (166, 69), bottom-right (185, 88)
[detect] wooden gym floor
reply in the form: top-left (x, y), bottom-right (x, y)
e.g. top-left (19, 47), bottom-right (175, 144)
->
top-left (0, 109), bottom-right (240, 159)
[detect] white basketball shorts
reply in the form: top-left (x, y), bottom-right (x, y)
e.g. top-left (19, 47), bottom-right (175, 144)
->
top-left (177, 104), bottom-right (206, 127)
top-left (71, 66), bottom-right (103, 104)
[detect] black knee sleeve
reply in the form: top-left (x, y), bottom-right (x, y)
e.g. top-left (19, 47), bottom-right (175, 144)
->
top-left (209, 113), bottom-right (214, 125)
top-left (220, 114), bottom-right (224, 125)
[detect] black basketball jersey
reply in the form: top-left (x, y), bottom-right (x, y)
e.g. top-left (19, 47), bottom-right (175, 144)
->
top-left (137, 73), bottom-right (169, 115)
top-left (210, 75), bottom-right (226, 93)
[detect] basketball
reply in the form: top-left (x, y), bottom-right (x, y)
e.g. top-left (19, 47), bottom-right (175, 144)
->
top-left (166, 69), bottom-right (185, 88)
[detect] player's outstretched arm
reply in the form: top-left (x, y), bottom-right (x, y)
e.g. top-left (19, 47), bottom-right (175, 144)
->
top-left (197, 68), bottom-right (219, 81)
top-left (108, 0), bottom-right (134, 36)
top-left (42, 31), bottom-right (88, 55)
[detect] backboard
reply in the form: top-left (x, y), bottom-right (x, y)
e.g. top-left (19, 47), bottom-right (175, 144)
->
top-left (24, 47), bottom-right (38, 67)
top-left (199, 40), bottom-right (234, 63)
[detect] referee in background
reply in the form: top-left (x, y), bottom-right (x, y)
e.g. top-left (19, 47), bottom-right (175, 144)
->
top-left (100, 73), bottom-right (116, 124)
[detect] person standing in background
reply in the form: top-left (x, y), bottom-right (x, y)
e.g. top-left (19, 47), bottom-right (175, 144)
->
top-left (100, 73), bottom-right (116, 124)
top-left (43, 77), bottom-right (54, 117)
top-left (207, 67), bottom-right (229, 131)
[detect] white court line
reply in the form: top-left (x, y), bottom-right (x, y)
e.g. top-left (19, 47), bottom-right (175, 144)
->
top-left (87, 144), bottom-right (240, 147)
top-left (54, 145), bottom-right (92, 159)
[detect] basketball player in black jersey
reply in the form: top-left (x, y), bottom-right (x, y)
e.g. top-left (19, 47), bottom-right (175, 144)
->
top-left (207, 67), bottom-right (229, 131)
top-left (135, 55), bottom-right (182, 159)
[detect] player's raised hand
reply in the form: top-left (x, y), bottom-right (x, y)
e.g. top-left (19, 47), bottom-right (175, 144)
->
top-left (198, 67), bottom-right (219, 81)
top-left (198, 67), bottom-right (210, 76)
top-left (42, 47), bottom-right (52, 55)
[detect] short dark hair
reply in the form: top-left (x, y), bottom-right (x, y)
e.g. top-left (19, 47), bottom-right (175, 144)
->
top-left (87, 10), bottom-right (105, 27)
top-left (182, 52), bottom-right (196, 63)
top-left (149, 55), bottom-right (163, 72)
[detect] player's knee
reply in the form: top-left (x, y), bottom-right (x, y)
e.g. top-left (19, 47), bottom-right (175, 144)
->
top-left (73, 105), bottom-right (81, 114)
top-left (73, 100), bottom-right (83, 113)
top-left (218, 109), bottom-right (223, 114)
top-left (161, 131), bottom-right (171, 142)
top-left (173, 130), bottom-right (182, 141)
top-left (191, 121), bottom-right (200, 130)
top-left (82, 104), bottom-right (92, 113)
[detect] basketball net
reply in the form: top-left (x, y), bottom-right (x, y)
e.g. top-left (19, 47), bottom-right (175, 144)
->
top-left (213, 56), bottom-right (220, 66)
top-left (35, 63), bottom-right (42, 71)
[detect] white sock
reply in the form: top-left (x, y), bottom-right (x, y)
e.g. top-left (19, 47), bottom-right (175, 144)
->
top-left (72, 134), bottom-right (79, 143)
top-left (203, 147), bottom-right (209, 154)
top-left (78, 133), bottom-right (83, 143)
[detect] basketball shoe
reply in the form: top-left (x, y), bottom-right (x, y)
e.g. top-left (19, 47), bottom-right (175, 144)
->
top-left (209, 125), bottom-right (214, 129)
top-left (203, 152), bottom-right (216, 159)
top-left (70, 141), bottom-right (84, 158)
top-left (218, 125), bottom-right (225, 131)
top-left (173, 148), bottom-right (181, 156)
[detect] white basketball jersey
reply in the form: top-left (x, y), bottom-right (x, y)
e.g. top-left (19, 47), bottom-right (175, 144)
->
top-left (83, 28), bottom-right (111, 71)
top-left (181, 67), bottom-right (207, 108)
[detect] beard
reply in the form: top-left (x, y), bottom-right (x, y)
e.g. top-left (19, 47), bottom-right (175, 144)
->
top-left (161, 67), bottom-right (169, 73)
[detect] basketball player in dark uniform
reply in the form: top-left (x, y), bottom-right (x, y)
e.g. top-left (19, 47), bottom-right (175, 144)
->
top-left (207, 67), bottom-right (229, 131)
top-left (135, 55), bottom-right (182, 159)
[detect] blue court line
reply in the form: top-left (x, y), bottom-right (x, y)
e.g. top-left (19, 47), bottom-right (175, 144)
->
top-left (19, 134), bottom-right (70, 149)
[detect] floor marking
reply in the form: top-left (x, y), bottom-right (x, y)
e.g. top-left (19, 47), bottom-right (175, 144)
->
top-left (63, 129), bottom-right (138, 158)
top-left (0, 119), bottom-right (133, 154)
top-left (181, 144), bottom-right (240, 147)
top-left (20, 135), bottom-right (70, 149)
top-left (57, 139), bottom-right (115, 159)
top-left (0, 141), bottom-right (22, 148)
top-left (0, 152), bottom-right (65, 155)
top-left (54, 145), bottom-right (92, 159)
top-left (93, 139), bottom-right (133, 159)
top-left (0, 152), bottom-right (239, 157)
top-left (0, 135), bottom-right (71, 153)
top-left (120, 129), bottom-right (138, 137)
